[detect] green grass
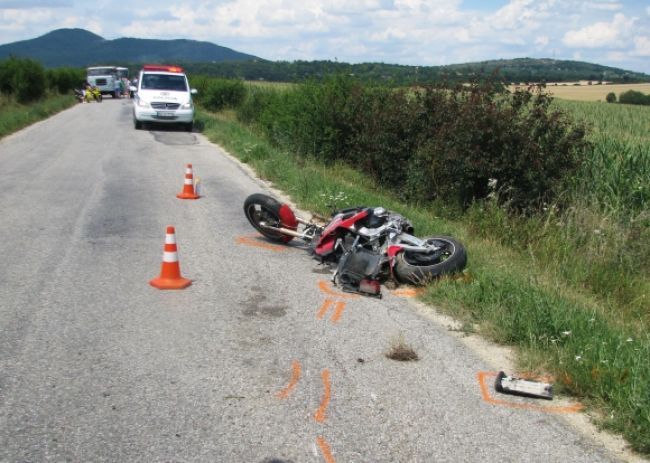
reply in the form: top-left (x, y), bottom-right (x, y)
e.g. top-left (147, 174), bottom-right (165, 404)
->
top-left (0, 93), bottom-right (77, 140)
top-left (555, 99), bottom-right (650, 145)
top-left (555, 100), bottom-right (649, 216)
top-left (196, 104), bottom-right (650, 454)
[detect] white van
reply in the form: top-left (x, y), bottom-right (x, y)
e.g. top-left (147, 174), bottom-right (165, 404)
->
top-left (132, 65), bottom-right (197, 131)
top-left (86, 66), bottom-right (120, 98)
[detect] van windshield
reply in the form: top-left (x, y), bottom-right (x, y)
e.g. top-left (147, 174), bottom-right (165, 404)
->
top-left (87, 68), bottom-right (116, 76)
top-left (141, 74), bottom-right (187, 92)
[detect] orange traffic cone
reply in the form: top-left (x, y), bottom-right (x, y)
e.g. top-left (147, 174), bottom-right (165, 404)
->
top-left (149, 226), bottom-right (192, 289)
top-left (177, 164), bottom-right (200, 199)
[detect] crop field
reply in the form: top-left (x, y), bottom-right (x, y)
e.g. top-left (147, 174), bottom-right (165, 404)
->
top-left (244, 80), bottom-right (296, 90)
top-left (542, 82), bottom-right (650, 101)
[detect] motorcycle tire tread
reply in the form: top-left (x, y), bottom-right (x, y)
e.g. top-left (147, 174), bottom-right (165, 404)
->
top-left (394, 236), bottom-right (467, 284)
top-left (243, 193), bottom-right (293, 244)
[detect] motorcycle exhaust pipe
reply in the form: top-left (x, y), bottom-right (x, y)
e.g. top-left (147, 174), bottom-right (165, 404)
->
top-left (259, 223), bottom-right (307, 239)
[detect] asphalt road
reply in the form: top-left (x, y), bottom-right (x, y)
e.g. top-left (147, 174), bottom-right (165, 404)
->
top-left (0, 99), bottom-right (619, 462)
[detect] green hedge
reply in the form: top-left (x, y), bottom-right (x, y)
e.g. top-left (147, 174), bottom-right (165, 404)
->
top-left (0, 57), bottom-right (46, 103)
top-left (0, 57), bottom-right (85, 101)
top-left (618, 90), bottom-right (650, 106)
top-left (237, 77), bottom-right (588, 211)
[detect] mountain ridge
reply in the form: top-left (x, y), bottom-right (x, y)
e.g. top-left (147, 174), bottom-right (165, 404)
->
top-left (1, 28), bottom-right (648, 84)
top-left (0, 28), bottom-right (259, 67)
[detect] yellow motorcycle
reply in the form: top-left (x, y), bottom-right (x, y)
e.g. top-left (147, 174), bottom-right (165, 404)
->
top-left (84, 86), bottom-right (102, 103)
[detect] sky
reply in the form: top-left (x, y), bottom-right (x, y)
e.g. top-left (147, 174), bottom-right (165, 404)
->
top-left (0, 0), bottom-right (649, 73)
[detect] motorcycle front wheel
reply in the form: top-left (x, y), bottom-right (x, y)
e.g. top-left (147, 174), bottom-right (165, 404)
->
top-left (394, 236), bottom-right (467, 285)
top-left (243, 193), bottom-right (294, 244)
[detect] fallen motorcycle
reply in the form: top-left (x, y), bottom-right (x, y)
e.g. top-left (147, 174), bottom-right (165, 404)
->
top-left (243, 193), bottom-right (467, 297)
top-left (80, 85), bottom-right (102, 103)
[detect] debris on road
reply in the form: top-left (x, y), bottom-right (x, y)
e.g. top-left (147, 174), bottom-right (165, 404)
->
top-left (386, 335), bottom-right (419, 362)
top-left (494, 371), bottom-right (553, 400)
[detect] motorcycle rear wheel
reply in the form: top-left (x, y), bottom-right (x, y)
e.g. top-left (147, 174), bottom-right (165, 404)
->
top-left (243, 194), bottom-right (294, 243)
top-left (394, 236), bottom-right (467, 285)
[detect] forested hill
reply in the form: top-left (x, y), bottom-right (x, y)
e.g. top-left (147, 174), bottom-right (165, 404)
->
top-left (0, 28), bottom-right (259, 67)
top-left (184, 59), bottom-right (649, 84)
top-left (443, 58), bottom-right (648, 83)
top-left (1, 28), bottom-right (648, 84)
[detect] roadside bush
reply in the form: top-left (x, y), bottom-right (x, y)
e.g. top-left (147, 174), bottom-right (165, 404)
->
top-left (187, 74), bottom-right (210, 96)
top-left (237, 87), bottom-right (292, 143)
top-left (232, 78), bottom-right (589, 211)
top-left (619, 90), bottom-right (650, 106)
top-left (606, 92), bottom-right (616, 103)
top-left (46, 67), bottom-right (85, 94)
top-left (406, 85), bottom-right (589, 209)
top-left (0, 57), bottom-right (46, 103)
top-left (277, 77), bottom-right (361, 160)
top-left (352, 82), bottom-right (588, 210)
top-left (237, 76), bottom-right (362, 162)
top-left (201, 78), bottom-right (246, 111)
top-left (236, 86), bottom-right (276, 124)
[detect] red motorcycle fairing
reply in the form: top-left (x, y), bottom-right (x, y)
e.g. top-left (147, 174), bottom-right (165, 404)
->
top-left (314, 209), bottom-right (369, 257)
top-left (387, 244), bottom-right (405, 279)
top-left (279, 204), bottom-right (298, 231)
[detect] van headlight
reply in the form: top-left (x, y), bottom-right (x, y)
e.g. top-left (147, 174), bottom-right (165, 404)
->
top-left (137, 99), bottom-right (150, 108)
top-left (181, 102), bottom-right (193, 109)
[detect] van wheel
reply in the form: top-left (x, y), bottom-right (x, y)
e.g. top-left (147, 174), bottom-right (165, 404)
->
top-left (134, 119), bottom-right (142, 130)
top-left (185, 122), bottom-right (193, 132)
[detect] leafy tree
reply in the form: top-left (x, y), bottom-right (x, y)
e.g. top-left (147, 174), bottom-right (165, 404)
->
top-left (46, 67), bottom-right (85, 94)
top-left (0, 57), bottom-right (46, 102)
top-left (606, 92), bottom-right (617, 103)
top-left (619, 90), bottom-right (650, 106)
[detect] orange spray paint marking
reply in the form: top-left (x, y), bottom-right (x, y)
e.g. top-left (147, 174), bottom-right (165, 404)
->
top-left (318, 280), bottom-right (358, 299)
top-left (316, 436), bottom-right (336, 463)
top-left (330, 301), bottom-right (346, 323)
top-left (235, 235), bottom-right (288, 252)
top-left (276, 360), bottom-right (302, 399)
top-left (317, 299), bottom-right (335, 320)
top-left (317, 299), bottom-right (347, 324)
top-left (314, 369), bottom-right (331, 423)
top-left (391, 287), bottom-right (426, 298)
top-left (477, 371), bottom-right (583, 413)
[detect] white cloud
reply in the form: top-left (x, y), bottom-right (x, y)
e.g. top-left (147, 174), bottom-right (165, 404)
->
top-left (0, 0), bottom-right (71, 7)
top-left (489, 0), bottom-right (536, 30)
top-left (0, 8), bottom-right (55, 27)
top-left (606, 51), bottom-right (627, 61)
top-left (583, 2), bottom-right (623, 10)
top-left (369, 27), bottom-right (407, 42)
top-left (535, 35), bottom-right (550, 46)
top-left (61, 15), bottom-right (103, 35)
top-left (562, 13), bottom-right (634, 48)
top-left (487, 0), bottom-right (558, 31)
top-left (632, 36), bottom-right (650, 56)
